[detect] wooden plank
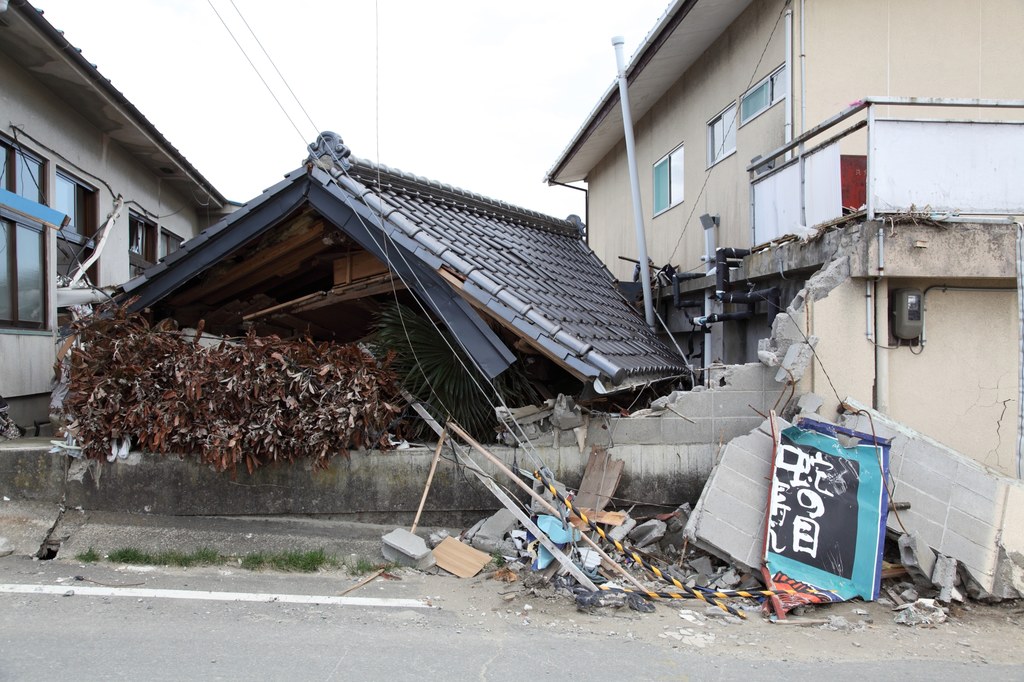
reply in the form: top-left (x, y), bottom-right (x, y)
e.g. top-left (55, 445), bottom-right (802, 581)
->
top-left (411, 433), bottom-right (446, 533)
top-left (574, 449), bottom-right (623, 513)
top-left (432, 537), bottom-right (491, 578)
top-left (569, 509), bottom-right (626, 530)
top-left (406, 401), bottom-right (597, 591)
top-left (333, 251), bottom-right (390, 285)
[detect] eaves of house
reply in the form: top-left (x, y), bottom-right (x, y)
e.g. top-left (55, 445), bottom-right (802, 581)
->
top-left (122, 135), bottom-right (690, 389)
top-left (0, 0), bottom-right (228, 210)
top-left (545, 0), bottom-right (753, 185)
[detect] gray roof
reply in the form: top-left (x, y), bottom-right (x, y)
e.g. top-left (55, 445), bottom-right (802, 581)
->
top-left (124, 140), bottom-right (689, 387)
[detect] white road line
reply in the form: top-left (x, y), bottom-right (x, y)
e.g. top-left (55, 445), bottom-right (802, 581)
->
top-left (0, 583), bottom-right (434, 608)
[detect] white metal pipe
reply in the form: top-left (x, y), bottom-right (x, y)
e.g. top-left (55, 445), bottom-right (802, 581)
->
top-left (865, 280), bottom-right (873, 341)
top-left (799, 0), bottom-right (806, 133)
top-left (784, 9), bottom-right (793, 146)
top-left (612, 36), bottom-right (655, 330)
top-left (875, 279), bottom-right (889, 414)
top-left (1017, 221), bottom-right (1024, 479)
top-left (69, 195), bottom-right (124, 287)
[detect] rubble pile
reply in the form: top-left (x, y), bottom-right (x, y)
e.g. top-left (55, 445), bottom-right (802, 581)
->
top-left (61, 306), bottom-right (402, 472)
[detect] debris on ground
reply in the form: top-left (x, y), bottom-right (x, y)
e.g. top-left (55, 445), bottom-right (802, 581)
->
top-left (894, 598), bottom-right (949, 627)
top-left (59, 305), bottom-right (402, 472)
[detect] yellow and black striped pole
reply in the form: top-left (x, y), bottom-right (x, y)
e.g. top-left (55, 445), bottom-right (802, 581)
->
top-left (532, 468), bottom-right (804, 618)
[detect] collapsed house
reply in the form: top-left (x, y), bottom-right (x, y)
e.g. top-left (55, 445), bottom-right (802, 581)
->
top-left (119, 133), bottom-right (689, 409)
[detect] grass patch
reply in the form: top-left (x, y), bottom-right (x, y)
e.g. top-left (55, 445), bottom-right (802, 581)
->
top-left (107, 546), bottom-right (221, 567)
top-left (348, 556), bottom-right (392, 575)
top-left (239, 549), bottom-right (334, 573)
top-left (75, 547), bottom-right (101, 563)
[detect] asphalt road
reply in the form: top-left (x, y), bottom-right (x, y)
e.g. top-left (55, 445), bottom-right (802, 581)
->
top-left (2, 557), bottom-right (1022, 681)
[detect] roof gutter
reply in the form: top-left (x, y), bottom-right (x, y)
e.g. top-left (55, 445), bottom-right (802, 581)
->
top-left (10, 0), bottom-right (228, 209)
top-left (545, 0), bottom-right (701, 184)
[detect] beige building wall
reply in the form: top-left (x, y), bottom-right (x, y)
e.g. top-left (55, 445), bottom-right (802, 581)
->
top-left (588, 0), bottom-right (790, 282)
top-left (805, 276), bottom-right (1020, 478)
top-left (1, 49), bottom-right (207, 400)
top-left (587, 0), bottom-right (1024, 283)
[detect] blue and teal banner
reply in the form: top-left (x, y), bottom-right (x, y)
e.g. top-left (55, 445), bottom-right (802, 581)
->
top-left (764, 418), bottom-right (890, 608)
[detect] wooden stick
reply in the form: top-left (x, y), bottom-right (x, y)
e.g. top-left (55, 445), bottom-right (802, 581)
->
top-left (411, 432), bottom-right (446, 533)
top-left (337, 568), bottom-right (384, 596)
top-left (405, 401), bottom-right (597, 591)
top-left (447, 421), bottom-right (651, 594)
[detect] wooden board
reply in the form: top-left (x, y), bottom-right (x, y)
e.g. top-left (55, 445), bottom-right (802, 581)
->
top-left (569, 509), bottom-right (626, 530)
top-left (333, 250), bottom-right (390, 285)
top-left (574, 449), bottom-right (623, 513)
top-left (431, 537), bottom-right (491, 578)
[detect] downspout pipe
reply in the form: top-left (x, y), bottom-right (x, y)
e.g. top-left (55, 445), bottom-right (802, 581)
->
top-left (714, 247), bottom-right (751, 298)
top-left (612, 36), bottom-right (655, 330)
top-left (784, 9), bottom-right (794, 150)
top-left (695, 310), bottom-right (755, 326)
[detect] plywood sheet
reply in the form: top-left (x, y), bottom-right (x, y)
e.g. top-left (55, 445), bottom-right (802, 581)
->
top-left (574, 449), bottom-right (623, 512)
top-left (431, 537), bottom-right (491, 578)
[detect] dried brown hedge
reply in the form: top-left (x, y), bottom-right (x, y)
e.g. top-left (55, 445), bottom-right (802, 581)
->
top-left (61, 306), bottom-right (402, 473)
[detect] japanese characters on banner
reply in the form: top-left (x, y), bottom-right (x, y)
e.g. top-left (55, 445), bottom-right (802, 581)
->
top-left (763, 417), bottom-right (890, 612)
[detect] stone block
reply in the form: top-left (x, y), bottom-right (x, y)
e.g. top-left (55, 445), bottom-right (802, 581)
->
top-left (628, 519), bottom-right (667, 548)
top-left (551, 394), bottom-right (584, 430)
top-left (900, 438), bottom-right (959, 481)
top-left (610, 418), bottom-right (664, 445)
top-left (954, 462), bottom-right (1002, 502)
top-left (712, 363), bottom-right (769, 391)
top-left (949, 484), bottom-right (999, 523)
top-left (381, 529), bottom-right (436, 570)
top-left (944, 508), bottom-right (998, 550)
top-left (661, 416), bottom-right (713, 445)
top-left (899, 531), bottom-right (937, 586)
top-left (796, 392), bottom-right (824, 415)
top-left (939, 530), bottom-right (998, 580)
top-left (713, 417), bottom-right (768, 445)
top-left (775, 340), bottom-right (817, 383)
top-left (608, 516), bottom-right (636, 543)
top-left (667, 391), bottom-right (713, 419)
top-left (469, 509), bottom-right (518, 554)
top-left (931, 554), bottom-right (959, 603)
top-left (711, 391), bottom-right (767, 419)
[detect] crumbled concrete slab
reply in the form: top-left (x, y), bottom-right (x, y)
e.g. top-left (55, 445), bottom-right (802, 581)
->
top-left (469, 509), bottom-right (517, 554)
top-left (381, 529), bottom-right (436, 570)
top-left (775, 338), bottom-right (818, 383)
top-left (899, 532), bottom-right (938, 587)
top-left (840, 398), bottom-right (1024, 600)
top-left (931, 555), bottom-right (959, 603)
top-left (683, 418), bottom-right (786, 573)
top-left (551, 394), bottom-right (584, 430)
top-left (628, 519), bottom-right (666, 549)
top-left (608, 516), bottom-right (636, 544)
top-left (796, 392), bottom-right (824, 416)
top-left (0, 500), bottom-right (60, 557)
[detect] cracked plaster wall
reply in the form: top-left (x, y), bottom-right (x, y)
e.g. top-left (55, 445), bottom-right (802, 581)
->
top-left (768, 254), bottom-right (1020, 477)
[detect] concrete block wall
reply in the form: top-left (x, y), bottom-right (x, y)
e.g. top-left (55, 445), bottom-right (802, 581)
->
top-left (842, 405), bottom-right (1024, 599)
top-left (682, 418), bottom-right (780, 572)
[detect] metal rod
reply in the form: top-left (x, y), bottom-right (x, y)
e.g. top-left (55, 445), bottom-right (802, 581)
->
top-left (446, 421), bottom-right (651, 593)
top-left (612, 35), bottom-right (655, 330)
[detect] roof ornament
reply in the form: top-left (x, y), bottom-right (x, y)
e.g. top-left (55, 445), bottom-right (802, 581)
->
top-left (307, 131), bottom-right (352, 173)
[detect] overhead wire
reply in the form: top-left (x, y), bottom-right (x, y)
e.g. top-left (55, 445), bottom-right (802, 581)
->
top-left (211, 0), bottom-right (558, 476)
top-left (666, 0), bottom-right (791, 265)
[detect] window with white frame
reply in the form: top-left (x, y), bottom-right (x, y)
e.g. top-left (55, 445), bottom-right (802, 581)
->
top-left (707, 102), bottom-right (737, 167)
top-left (740, 65), bottom-right (786, 125)
top-left (653, 145), bottom-right (684, 214)
top-left (128, 210), bottom-right (157, 277)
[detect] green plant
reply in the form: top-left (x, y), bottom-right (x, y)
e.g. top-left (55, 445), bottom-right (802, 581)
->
top-left (75, 547), bottom-right (100, 563)
top-left (108, 547), bottom-right (150, 564)
top-left (372, 301), bottom-right (539, 441)
top-left (239, 549), bottom-right (334, 572)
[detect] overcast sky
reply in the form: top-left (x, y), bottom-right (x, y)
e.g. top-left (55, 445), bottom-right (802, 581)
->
top-left (35, 0), bottom-right (671, 220)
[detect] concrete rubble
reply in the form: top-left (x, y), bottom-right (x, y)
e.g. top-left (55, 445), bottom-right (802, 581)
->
top-left (683, 398), bottom-right (1024, 605)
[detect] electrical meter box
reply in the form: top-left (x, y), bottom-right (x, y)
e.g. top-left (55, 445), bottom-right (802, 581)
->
top-left (891, 289), bottom-right (923, 340)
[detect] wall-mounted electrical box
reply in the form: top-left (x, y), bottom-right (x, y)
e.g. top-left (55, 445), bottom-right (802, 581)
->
top-left (891, 288), bottom-right (924, 340)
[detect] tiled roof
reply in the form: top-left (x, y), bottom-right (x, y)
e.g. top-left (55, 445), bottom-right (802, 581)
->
top-left (335, 158), bottom-right (689, 386)
top-left (123, 138), bottom-right (689, 388)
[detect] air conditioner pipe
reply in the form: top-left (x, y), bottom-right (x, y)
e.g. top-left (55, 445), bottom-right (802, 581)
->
top-left (672, 272), bottom-right (708, 309)
top-left (714, 247), bottom-right (751, 298)
top-left (695, 310), bottom-right (754, 326)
